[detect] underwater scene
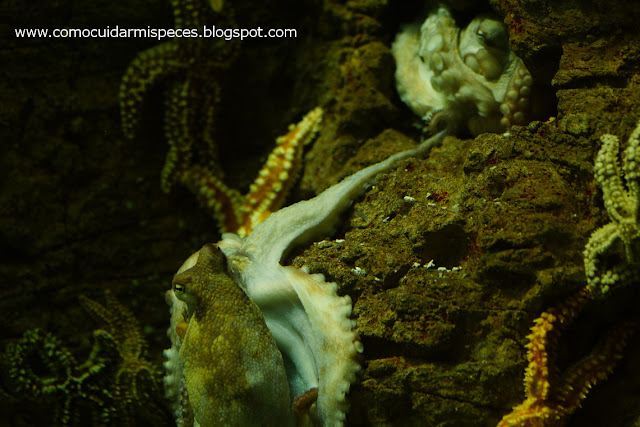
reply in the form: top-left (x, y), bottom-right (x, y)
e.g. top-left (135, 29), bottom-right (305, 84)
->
top-left (1, 0), bottom-right (639, 425)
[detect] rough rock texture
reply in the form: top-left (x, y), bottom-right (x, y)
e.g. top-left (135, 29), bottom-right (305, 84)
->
top-left (2, 0), bottom-right (640, 426)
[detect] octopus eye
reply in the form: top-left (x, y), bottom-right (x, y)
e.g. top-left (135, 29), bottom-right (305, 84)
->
top-left (419, 55), bottom-right (425, 63)
top-left (173, 283), bottom-right (185, 293)
top-left (476, 20), bottom-right (508, 50)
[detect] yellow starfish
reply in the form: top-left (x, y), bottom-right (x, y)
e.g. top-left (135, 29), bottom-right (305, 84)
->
top-left (498, 286), bottom-right (638, 426)
top-left (179, 107), bottom-right (323, 237)
top-left (119, 0), bottom-right (238, 193)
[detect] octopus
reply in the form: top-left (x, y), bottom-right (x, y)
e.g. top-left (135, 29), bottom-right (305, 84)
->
top-left (163, 130), bottom-right (447, 426)
top-left (392, 6), bottom-right (533, 135)
top-left (169, 244), bottom-right (292, 425)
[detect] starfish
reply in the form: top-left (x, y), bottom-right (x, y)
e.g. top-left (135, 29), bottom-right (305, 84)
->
top-left (119, 0), bottom-right (238, 193)
top-left (500, 121), bottom-right (640, 425)
top-left (498, 286), bottom-right (638, 426)
top-left (179, 107), bottom-right (323, 237)
top-left (164, 131), bottom-right (447, 426)
top-left (584, 119), bottom-right (640, 294)
top-left (79, 290), bottom-right (163, 418)
top-left (3, 293), bottom-right (169, 425)
top-left (120, 0), bottom-right (321, 237)
top-left (3, 328), bottom-right (114, 424)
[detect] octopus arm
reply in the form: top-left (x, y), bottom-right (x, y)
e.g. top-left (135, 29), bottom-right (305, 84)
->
top-left (238, 130), bottom-right (447, 267)
top-left (244, 264), bottom-right (321, 397)
top-left (265, 314), bottom-right (319, 396)
top-left (392, 23), bottom-right (444, 118)
top-left (283, 265), bottom-right (362, 426)
top-left (457, 78), bottom-right (499, 117)
top-left (227, 258), bottom-right (362, 425)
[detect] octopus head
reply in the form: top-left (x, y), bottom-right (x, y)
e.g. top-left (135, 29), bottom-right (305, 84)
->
top-left (167, 243), bottom-right (293, 425)
top-left (171, 249), bottom-right (202, 319)
top-left (475, 17), bottom-right (509, 51)
top-left (460, 16), bottom-right (511, 81)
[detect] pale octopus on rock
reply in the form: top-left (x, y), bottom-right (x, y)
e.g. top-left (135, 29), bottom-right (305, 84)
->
top-left (392, 6), bottom-right (533, 135)
top-left (163, 126), bottom-right (447, 426)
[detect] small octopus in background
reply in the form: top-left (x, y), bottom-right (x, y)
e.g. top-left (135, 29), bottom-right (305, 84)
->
top-left (392, 6), bottom-right (533, 136)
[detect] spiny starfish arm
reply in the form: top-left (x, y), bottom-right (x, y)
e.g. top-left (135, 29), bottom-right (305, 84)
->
top-left (80, 290), bottom-right (144, 358)
top-left (200, 84), bottom-right (222, 173)
top-left (596, 133), bottom-right (634, 224)
top-left (170, 0), bottom-right (208, 30)
top-left (79, 292), bottom-right (119, 338)
top-left (524, 287), bottom-right (590, 401)
top-left (179, 165), bottom-right (244, 233)
top-left (586, 233), bottom-right (640, 293)
top-left (583, 222), bottom-right (621, 291)
top-left (523, 313), bottom-right (554, 402)
top-left (104, 290), bottom-right (146, 358)
top-left (622, 119), bottom-right (640, 220)
top-left (237, 107), bottom-right (323, 237)
top-left (162, 79), bottom-right (196, 193)
top-left (499, 287), bottom-right (591, 426)
top-left (119, 42), bottom-right (185, 139)
top-left (76, 329), bottom-right (117, 374)
top-left (170, 0), bottom-right (238, 63)
top-left (162, 78), bottom-right (222, 193)
top-left (209, 0), bottom-right (224, 13)
top-left (6, 329), bottom-right (77, 394)
top-left (496, 398), bottom-right (558, 427)
top-left (557, 319), bottom-right (638, 414)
